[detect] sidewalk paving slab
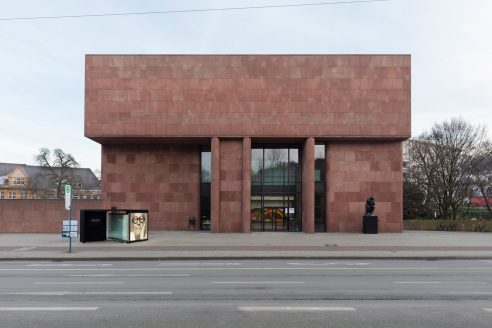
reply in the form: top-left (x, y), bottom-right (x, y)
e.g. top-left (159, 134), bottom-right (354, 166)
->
top-left (0, 231), bottom-right (491, 261)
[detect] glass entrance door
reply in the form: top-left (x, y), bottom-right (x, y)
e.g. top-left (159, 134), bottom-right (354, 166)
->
top-left (251, 195), bottom-right (297, 231)
top-left (251, 145), bottom-right (302, 232)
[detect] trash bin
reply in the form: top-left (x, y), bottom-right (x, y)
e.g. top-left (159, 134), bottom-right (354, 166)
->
top-left (363, 215), bottom-right (378, 234)
top-left (188, 216), bottom-right (196, 231)
top-left (80, 210), bottom-right (107, 242)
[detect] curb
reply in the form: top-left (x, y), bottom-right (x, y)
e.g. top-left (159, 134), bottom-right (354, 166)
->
top-left (2, 256), bottom-right (492, 261)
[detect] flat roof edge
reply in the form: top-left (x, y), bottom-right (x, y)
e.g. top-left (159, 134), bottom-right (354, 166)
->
top-left (85, 54), bottom-right (412, 57)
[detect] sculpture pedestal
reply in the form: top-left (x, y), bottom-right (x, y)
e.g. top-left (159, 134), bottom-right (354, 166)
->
top-left (363, 215), bottom-right (378, 234)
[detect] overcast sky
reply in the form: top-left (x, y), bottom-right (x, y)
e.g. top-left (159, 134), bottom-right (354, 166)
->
top-left (1, 0), bottom-right (491, 172)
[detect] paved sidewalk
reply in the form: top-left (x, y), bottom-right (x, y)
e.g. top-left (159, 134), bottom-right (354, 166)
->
top-left (0, 231), bottom-right (491, 260)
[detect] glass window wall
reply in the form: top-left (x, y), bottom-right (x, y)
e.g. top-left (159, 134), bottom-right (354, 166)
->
top-left (201, 151), bottom-right (211, 183)
top-left (200, 146), bottom-right (211, 230)
top-left (315, 143), bottom-right (326, 232)
top-left (315, 144), bottom-right (325, 182)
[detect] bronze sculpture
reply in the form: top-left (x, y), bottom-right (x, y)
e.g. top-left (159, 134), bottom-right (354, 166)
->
top-left (365, 196), bottom-right (376, 216)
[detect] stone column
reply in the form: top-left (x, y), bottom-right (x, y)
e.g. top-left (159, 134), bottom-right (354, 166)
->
top-left (242, 137), bottom-right (251, 233)
top-left (302, 137), bottom-right (315, 233)
top-left (211, 137), bottom-right (220, 233)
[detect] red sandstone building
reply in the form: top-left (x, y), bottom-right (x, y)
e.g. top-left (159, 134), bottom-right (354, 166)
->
top-left (85, 55), bottom-right (410, 233)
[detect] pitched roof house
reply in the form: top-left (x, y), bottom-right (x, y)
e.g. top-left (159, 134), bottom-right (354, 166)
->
top-left (0, 163), bottom-right (100, 200)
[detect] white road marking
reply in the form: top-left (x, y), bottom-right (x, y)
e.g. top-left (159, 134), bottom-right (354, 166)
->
top-left (35, 281), bottom-right (126, 285)
top-left (66, 274), bottom-right (190, 277)
top-left (0, 292), bottom-right (70, 296)
top-left (0, 307), bottom-right (98, 311)
top-left (482, 308), bottom-right (492, 312)
top-left (2, 267), bottom-right (492, 271)
top-left (26, 264), bottom-right (113, 267)
top-left (212, 281), bottom-right (305, 284)
top-left (158, 262), bottom-right (242, 266)
top-left (288, 262), bottom-right (336, 265)
top-left (239, 307), bottom-right (355, 312)
top-left (201, 262), bottom-right (243, 266)
top-left (0, 291), bottom-right (172, 296)
top-left (157, 262), bottom-right (201, 266)
top-left (71, 292), bottom-right (173, 295)
top-left (394, 281), bottom-right (488, 284)
top-left (287, 262), bottom-right (370, 266)
top-left (14, 247), bottom-right (36, 251)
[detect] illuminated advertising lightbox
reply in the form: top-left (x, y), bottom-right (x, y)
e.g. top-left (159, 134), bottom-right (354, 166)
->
top-left (129, 212), bottom-right (148, 242)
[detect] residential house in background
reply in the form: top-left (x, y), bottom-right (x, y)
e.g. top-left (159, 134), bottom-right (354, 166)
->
top-left (0, 163), bottom-right (101, 200)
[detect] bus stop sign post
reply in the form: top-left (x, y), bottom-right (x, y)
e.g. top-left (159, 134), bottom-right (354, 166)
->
top-left (65, 184), bottom-right (72, 253)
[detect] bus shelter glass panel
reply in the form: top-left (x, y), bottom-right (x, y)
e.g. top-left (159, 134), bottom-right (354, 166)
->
top-left (106, 210), bottom-right (149, 242)
top-left (107, 213), bottom-right (129, 241)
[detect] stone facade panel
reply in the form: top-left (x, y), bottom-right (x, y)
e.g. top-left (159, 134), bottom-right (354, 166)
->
top-left (85, 55), bottom-right (410, 141)
top-left (102, 144), bottom-right (200, 230)
top-left (327, 142), bottom-right (403, 233)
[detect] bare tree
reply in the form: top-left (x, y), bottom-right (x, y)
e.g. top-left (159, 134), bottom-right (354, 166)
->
top-left (403, 178), bottom-right (433, 219)
top-left (407, 118), bottom-right (489, 220)
top-left (265, 149), bottom-right (287, 167)
top-left (473, 141), bottom-right (492, 215)
top-left (35, 148), bottom-right (79, 198)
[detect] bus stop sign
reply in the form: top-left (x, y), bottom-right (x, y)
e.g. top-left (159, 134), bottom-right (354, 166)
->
top-left (64, 185), bottom-right (72, 210)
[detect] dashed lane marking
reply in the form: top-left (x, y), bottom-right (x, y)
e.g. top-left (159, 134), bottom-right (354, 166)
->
top-left (239, 307), bottom-right (355, 312)
top-left (212, 281), bottom-right (305, 284)
top-left (0, 291), bottom-right (172, 296)
top-left (14, 247), bottom-right (36, 251)
top-left (0, 307), bottom-right (98, 311)
top-left (26, 264), bottom-right (112, 267)
top-left (158, 262), bottom-right (243, 266)
top-left (65, 274), bottom-right (190, 277)
top-left (394, 281), bottom-right (488, 284)
top-left (34, 281), bottom-right (126, 285)
top-left (287, 262), bottom-right (370, 266)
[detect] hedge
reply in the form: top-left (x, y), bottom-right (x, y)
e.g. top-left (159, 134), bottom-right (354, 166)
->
top-left (404, 219), bottom-right (491, 232)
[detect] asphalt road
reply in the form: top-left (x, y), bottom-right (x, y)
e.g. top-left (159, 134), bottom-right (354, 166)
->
top-left (1, 259), bottom-right (492, 327)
